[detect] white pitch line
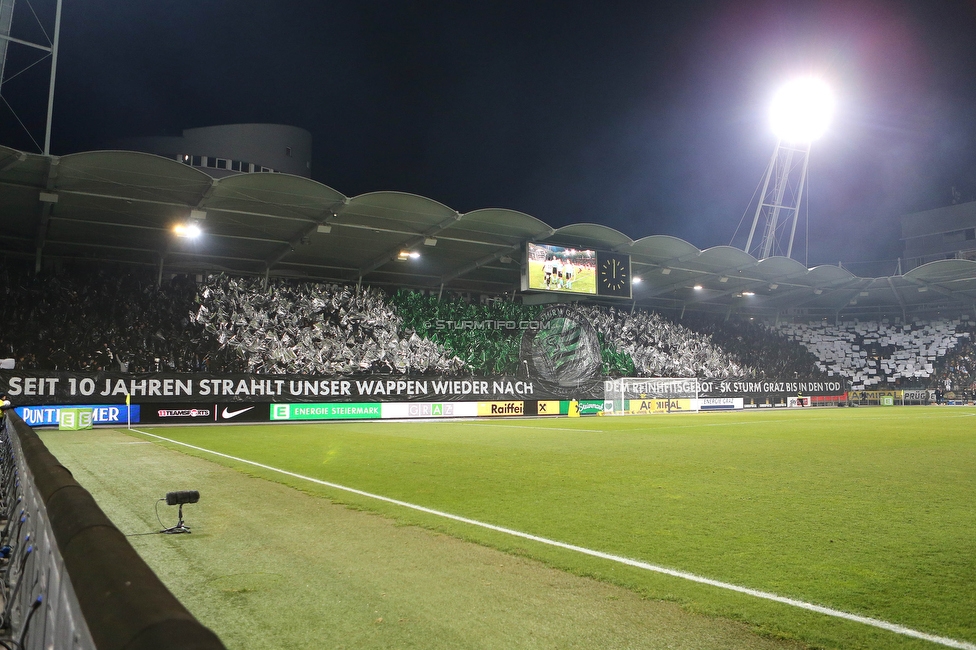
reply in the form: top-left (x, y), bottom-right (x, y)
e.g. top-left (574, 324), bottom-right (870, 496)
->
top-left (128, 427), bottom-right (975, 650)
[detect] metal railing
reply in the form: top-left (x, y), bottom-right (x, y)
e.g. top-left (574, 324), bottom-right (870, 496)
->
top-left (0, 410), bottom-right (226, 650)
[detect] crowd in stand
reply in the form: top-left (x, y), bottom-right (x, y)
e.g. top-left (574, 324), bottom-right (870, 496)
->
top-left (932, 322), bottom-right (976, 397)
top-left (193, 275), bottom-right (465, 375)
top-left (681, 314), bottom-right (824, 379)
top-left (775, 317), bottom-right (974, 396)
top-left (0, 263), bottom-right (203, 372)
top-left (0, 261), bottom-right (970, 396)
top-left (569, 305), bottom-right (769, 379)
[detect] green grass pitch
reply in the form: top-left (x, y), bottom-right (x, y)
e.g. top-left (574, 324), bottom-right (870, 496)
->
top-left (42, 407), bottom-right (976, 649)
top-left (527, 258), bottom-right (597, 294)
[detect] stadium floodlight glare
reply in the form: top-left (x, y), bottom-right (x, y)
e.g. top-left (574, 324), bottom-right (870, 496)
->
top-left (632, 276), bottom-right (642, 284)
top-left (744, 77), bottom-right (834, 261)
top-left (769, 76), bottom-right (834, 143)
top-left (174, 222), bottom-right (202, 238)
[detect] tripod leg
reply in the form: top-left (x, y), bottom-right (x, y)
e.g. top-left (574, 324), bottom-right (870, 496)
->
top-left (161, 504), bottom-right (192, 534)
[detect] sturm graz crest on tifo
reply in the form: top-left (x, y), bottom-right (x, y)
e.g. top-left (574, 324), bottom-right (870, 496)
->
top-left (519, 305), bottom-right (602, 392)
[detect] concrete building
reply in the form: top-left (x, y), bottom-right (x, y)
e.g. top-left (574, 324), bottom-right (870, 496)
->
top-left (113, 123), bottom-right (312, 179)
top-left (901, 200), bottom-right (976, 270)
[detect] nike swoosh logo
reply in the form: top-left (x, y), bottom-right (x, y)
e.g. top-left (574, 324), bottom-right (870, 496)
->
top-left (221, 406), bottom-right (255, 419)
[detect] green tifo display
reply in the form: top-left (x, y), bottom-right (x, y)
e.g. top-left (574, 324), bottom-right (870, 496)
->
top-left (390, 290), bottom-right (634, 376)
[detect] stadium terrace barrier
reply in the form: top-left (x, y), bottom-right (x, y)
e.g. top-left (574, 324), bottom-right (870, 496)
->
top-left (0, 410), bottom-right (226, 650)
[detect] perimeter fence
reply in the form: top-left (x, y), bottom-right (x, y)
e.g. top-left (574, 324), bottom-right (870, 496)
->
top-left (0, 409), bottom-right (226, 650)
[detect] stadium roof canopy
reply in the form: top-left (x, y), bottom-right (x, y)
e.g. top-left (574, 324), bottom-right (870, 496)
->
top-left (1, 146), bottom-right (975, 320)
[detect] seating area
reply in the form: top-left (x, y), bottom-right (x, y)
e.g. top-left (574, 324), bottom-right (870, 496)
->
top-left (2, 259), bottom-right (967, 391)
top-left (570, 305), bottom-right (759, 379)
top-left (0, 263), bottom-right (201, 372)
top-left (193, 275), bottom-right (466, 375)
top-left (776, 317), bottom-right (973, 390)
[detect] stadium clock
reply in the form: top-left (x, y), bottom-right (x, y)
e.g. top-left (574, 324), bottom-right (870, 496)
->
top-left (596, 252), bottom-right (632, 298)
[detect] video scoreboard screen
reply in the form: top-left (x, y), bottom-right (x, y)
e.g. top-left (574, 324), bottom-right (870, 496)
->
top-left (522, 243), bottom-right (632, 299)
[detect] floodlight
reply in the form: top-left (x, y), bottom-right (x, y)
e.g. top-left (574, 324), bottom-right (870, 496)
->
top-left (174, 222), bottom-right (202, 238)
top-left (693, 285), bottom-right (703, 291)
top-left (632, 277), bottom-right (642, 284)
top-left (770, 76), bottom-right (834, 143)
top-left (746, 78), bottom-right (834, 261)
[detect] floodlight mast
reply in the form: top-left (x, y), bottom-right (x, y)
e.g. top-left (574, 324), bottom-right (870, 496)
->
top-left (744, 138), bottom-right (811, 260)
top-left (0, 0), bottom-right (64, 155)
top-left (744, 77), bottom-right (831, 262)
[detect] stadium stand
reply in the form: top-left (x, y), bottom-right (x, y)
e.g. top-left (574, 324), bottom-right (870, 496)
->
top-left (0, 263), bottom-right (200, 372)
top-left (775, 317), bottom-right (973, 392)
top-left (681, 314), bottom-right (826, 379)
top-left (1, 259), bottom-right (972, 395)
top-left (568, 305), bottom-right (761, 379)
top-left (931, 322), bottom-right (976, 396)
top-left (192, 275), bottom-right (465, 375)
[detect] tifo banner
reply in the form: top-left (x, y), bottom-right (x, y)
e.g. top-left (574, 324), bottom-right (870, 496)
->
top-left (520, 305), bottom-right (603, 394)
top-left (604, 378), bottom-right (699, 399)
top-left (1, 371), bottom-right (844, 408)
top-left (0, 371), bottom-right (598, 405)
top-left (697, 378), bottom-right (845, 398)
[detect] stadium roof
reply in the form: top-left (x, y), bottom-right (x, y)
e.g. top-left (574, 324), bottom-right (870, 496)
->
top-left (1, 145), bottom-right (975, 319)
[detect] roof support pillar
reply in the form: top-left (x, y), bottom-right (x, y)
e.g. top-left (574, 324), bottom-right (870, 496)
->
top-left (42, 0), bottom-right (64, 156)
top-left (34, 202), bottom-right (54, 272)
top-left (886, 277), bottom-right (907, 323)
top-left (33, 157), bottom-right (60, 273)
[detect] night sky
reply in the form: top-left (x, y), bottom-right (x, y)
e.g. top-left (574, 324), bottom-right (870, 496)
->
top-left (3, 0), bottom-right (976, 272)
